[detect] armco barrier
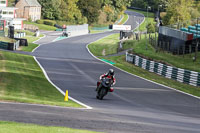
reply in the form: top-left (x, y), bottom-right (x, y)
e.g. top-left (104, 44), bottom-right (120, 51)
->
top-left (126, 52), bottom-right (200, 87)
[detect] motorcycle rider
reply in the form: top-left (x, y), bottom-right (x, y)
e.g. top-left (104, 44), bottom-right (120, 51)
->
top-left (96, 69), bottom-right (116, 92)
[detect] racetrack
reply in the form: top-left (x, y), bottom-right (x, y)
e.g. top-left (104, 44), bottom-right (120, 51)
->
top-left (0, 11), bottom-right (200, 133)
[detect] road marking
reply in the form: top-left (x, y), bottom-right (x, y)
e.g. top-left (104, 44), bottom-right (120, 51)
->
top-left (0, 101), bottom-right (88, 110)
top-left (32, 34), bottom-right (47, 53)
top-left (33, 57), bottom-right (93, 109)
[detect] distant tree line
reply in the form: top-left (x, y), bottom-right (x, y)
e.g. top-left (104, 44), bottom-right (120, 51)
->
top-left (37, 0), bottom-right (132, 25)
top-left (131, 0), bottom-right (200, 26)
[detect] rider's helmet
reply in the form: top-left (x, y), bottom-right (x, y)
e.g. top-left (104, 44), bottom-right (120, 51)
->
top-left (108, 69), bottom-right (114, 76)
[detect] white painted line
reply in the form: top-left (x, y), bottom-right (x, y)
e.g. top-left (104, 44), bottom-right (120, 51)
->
top-left (0, 101), bottom-right (88, 110)
top-left (33, 56), bottom-right (93, 109)
top-left (32, 34), bottom-right (46, 53)
top-left (86, 11), bottom-right (200, 100)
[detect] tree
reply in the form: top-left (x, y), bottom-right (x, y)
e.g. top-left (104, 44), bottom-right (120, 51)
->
top-left (38, 0), bottom-right (62, 20)
top-left (78, 0), bottom-right (102, 24)
top-left (61, 0), bottom-right (87, 24)
top-left (163, 0), bottom-right (192, 25)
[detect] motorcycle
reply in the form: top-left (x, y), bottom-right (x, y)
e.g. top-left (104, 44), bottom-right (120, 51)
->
top-left (96, 77), bottom-right (114, 100)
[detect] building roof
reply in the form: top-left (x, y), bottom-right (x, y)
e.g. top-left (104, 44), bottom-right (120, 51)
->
top-left (25, 0), bottom-right (41, 7)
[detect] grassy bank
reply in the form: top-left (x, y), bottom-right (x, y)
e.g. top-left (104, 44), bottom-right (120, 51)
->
top-left (24, 21), bottom-right (57, 31)
top-left (0, 51), bottom-right (82, 108)
top-left (123, 35), bottom-right (200, 72)
top-left (88, 34), bottom-right (200, 97)
top-left (0, 121), bottom-right (100, 133)
top-left (88, 34), bottom-right (119, 56)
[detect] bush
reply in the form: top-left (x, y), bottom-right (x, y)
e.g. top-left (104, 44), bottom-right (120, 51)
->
top-left (147, 22), bottom-right (156, 33)
top-left (36, 20), bottom-right (44, 24)
top-left (43, 20), bottom-right (56, 26)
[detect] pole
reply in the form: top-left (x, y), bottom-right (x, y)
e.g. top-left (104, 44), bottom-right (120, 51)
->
top-left (195, 18), bottom-right (199, 61)
top-left (146, 7), bottom-right (149, 50)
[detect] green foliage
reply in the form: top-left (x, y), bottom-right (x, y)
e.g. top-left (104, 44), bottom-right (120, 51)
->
top-left (36, 20), bottom-right (44, 24)
top-left (43, 20), bottom-right (56, 26)
top-left (78, 0), bottom-right (102, 24)
top-left (38, 0), bottom-right (131, 25)
top-left (147, 22), bottom-right (156, 33)
top-left (163, 0), bottom-right (192, 25)
top-left (38, 0), bottom-right (87, 24)
top-left (131, 0), bottom-right (165, 11)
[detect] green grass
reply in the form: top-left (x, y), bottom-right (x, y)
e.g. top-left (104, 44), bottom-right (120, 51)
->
top-left (0, 51), bottom-right (82, 108)
top-left (20, 35), bottom-right (44, 52)
top-left (123, 35), bottom-right (200, 72)
top-left (0, 37), bottom-right (17, 43)
top-left (88, 34), bottom-right (119, 56)
top-left (88, 33), bottom-right (200, 97)
top-left (0, 121), bottom-right (100, 133)
top-left (24, 21), bottom-right (57, 31)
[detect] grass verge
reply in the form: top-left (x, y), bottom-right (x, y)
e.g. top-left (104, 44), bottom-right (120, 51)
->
top-left (21, 34), bottom-right (44, 52)
top-left (88, 34), bottom-right (119, 56)
top-left (24, 21), bottom-right (57, 31)
top-left (0, 121), bottom-right (100, 133)
top-left (88, 33), bottom-right (200, 97)
top-left (0, 51), bottom-right (82, 108)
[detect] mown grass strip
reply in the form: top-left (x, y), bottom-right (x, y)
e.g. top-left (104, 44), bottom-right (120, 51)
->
top-left (24, 21), bottom-right (57, 31)
top-left (88, 34), bottom-right (119, 56)
top-left (0, 121), bottom-right (101, 133)
top-left (0, 51), bottom-right (82, 108)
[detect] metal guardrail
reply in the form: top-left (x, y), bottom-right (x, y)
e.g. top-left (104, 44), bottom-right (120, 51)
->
top-left (126, 52), bottom-right (200, 87)
top-left (159, 26), bottom-right (188, 41)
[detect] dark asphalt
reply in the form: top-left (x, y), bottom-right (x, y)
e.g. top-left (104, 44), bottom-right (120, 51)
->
top-left (0, 11), bottom-right (200, 133)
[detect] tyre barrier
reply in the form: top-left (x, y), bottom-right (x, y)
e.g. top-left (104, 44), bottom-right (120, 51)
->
top-left (126, 52), bottom-right (200, 87)
top-left (0, 40), bottom-right (20, 50)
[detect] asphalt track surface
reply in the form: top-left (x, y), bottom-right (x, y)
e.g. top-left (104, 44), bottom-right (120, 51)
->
top-left (1, 11), bottom-right (200, 133)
